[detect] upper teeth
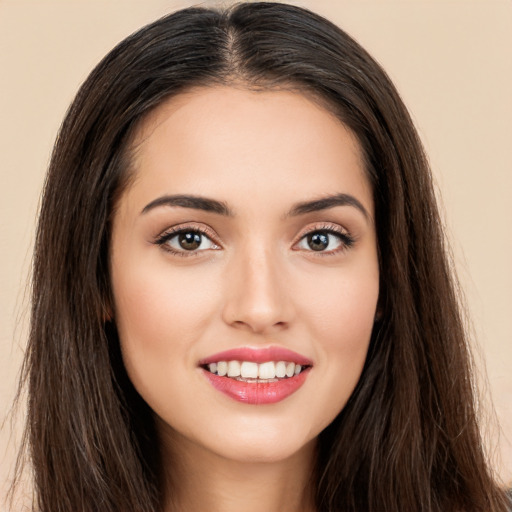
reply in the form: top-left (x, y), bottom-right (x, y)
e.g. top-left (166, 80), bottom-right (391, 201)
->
top-left (207, 360), bottom-right (303, 379)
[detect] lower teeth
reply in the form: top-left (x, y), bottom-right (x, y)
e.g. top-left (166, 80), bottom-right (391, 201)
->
top-left (232, 376), bottom-right (280, 383)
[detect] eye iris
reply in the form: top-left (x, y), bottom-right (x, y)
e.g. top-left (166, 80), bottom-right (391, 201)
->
top-left (178, 232), bottom-right (202, 250)
top-left (308, 232), bottom-right (329, 251)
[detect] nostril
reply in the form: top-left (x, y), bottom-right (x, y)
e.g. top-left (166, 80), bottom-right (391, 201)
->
top-left (228, 319), bottom-right (289, 334)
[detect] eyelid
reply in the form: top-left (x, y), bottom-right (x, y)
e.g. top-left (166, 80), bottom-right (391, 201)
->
top-left (152, 221), bottom-right (354, 257)
top-left (293, 222), bottom-right (355, 254)
top-left (153, 223), bottom-right (222, 254)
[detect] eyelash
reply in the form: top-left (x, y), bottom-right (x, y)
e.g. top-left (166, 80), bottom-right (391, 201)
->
top-left (294, 223), bottom-right (355, 256)
top-left (154, 225), bottom-right (219, 257)
top-left (153, 223), bottom-right (355, 257)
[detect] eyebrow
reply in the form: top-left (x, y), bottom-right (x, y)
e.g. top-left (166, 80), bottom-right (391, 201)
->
top-left (141, 192), bottom-right (370, 220)
top-left (141, 194), bottom-right (233, 216)
top-left (287, 193), bottom-right (370, 221)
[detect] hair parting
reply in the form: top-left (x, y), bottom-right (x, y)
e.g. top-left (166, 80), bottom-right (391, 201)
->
top-left (9, 3), bottom-right (510, 511)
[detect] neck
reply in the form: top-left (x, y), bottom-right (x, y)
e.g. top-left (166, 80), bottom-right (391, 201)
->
top-left (159, 427), bottom-right (317, 512)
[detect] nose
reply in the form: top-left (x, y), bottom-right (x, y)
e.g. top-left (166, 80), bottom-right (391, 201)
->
top-left (221, 245), bottom-right (293, 334)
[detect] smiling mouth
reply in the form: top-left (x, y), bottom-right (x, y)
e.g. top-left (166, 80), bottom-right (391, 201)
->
top-left (201, 360), bottom-right (309, 383)
top-left (199, 347), bottom-right (313, 404)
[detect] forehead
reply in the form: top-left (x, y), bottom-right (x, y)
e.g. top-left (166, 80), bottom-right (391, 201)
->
top-left (124, 85), bottom-right (372, 217)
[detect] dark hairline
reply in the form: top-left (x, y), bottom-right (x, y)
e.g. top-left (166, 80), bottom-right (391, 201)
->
top-left (14, 3), bottom-right (509, 511)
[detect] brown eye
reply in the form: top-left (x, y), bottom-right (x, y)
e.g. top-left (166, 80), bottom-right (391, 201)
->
top-left (307, 232), bottom-right (329, 251)
top-left (178, 232), bottom-right (202, 250)
top-left (156, 228), bottom-right (219, 254)
top-left (295, 228), bottom-right (352, 254)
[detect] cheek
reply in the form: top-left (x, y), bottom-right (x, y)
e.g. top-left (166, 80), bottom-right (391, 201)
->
top-left (293, 262), bottom-right (379, 425)
top-left (111, 263), bottom-right (219, 392)
top-left (297, 259), bottom-right (379, 347)
top-left (322, 284), bottom-right (377, 350)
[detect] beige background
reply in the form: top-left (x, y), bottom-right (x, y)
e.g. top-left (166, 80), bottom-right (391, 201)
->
top-left (1, 0), bottom-right (511, 503)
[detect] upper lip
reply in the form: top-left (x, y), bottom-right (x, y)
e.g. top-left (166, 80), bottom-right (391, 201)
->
top-left (199, 346), bottom-right (313, 366)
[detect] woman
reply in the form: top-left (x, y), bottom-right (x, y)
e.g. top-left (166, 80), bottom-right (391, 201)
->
top-left (11, 2), bottom-right (510, 511)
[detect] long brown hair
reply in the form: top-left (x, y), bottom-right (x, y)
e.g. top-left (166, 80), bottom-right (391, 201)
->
top-left (11, 3), bottom-right (510, 511)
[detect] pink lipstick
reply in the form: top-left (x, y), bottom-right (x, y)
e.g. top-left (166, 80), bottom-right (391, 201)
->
top-left (199, 346), bottom-right (312, 366)
top-left (199, 347), bottom-right (312, 405)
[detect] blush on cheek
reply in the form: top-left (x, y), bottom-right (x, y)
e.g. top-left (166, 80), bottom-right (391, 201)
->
top-left (309, 289), bottom-right (377, 344)
top-left (118, 266), bottom-right (196, 325)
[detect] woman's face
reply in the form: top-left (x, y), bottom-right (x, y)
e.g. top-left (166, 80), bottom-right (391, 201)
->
top-left (110, 86), bottom-right (379, 463)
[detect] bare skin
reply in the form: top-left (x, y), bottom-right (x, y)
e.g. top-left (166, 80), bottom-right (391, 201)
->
top-left (110, 86), bottom-right (379, 511)
top-left (159, 422), bottom-right (316, 512)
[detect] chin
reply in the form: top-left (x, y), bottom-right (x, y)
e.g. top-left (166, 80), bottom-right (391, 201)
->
top-left (194, 417), bottom-right (318, 464)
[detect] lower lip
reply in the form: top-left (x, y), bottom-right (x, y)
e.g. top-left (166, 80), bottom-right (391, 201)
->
top-left (202, 368), bottom-right (310, 405)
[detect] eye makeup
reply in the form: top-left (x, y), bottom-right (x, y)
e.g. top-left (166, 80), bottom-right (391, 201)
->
top-left (293, 222), bottom-right (355, 256)
top-left (153, 223), bottom-right (221, 257)
top-left (152, 220), bottom-right (356, 259)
